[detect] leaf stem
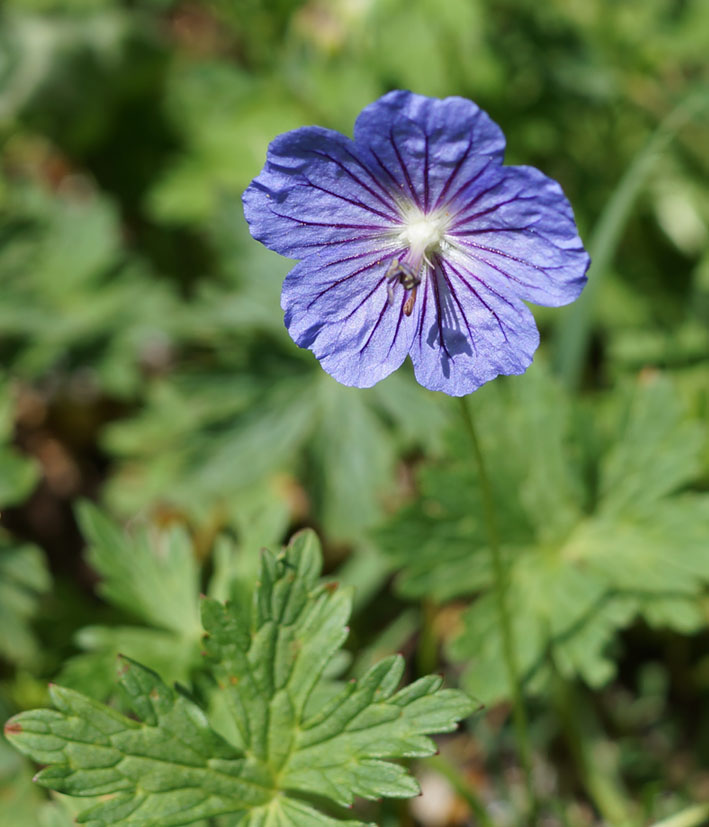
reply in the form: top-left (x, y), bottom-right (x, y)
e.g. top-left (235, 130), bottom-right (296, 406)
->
top-left (457, 395), bottom-right (536, 820)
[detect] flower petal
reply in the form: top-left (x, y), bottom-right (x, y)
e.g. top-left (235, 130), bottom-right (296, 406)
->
top-left (243, 126), bottom-right (400, 259)
top-left (282, 245), bottom-right (417, 388)
top-left (408, 255), bottom-right (540, 395)
top-left (447, 164), bottom-right (589, 307)
top-left (353, 90), bottom-right (506, 213)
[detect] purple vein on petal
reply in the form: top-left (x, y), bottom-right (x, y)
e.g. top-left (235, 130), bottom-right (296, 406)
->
top-left (389, 129), bottom-right (422, 209)
top-left (443, 162), bottom-right (496, 215)
top-left (414, 269), bottom-right (430, 344)
top-left (442, 258), bottom-right (510, 344)
top-left (386, 292), bottom-right (408, 358)
top-left (303, 177), bottom-right (399, 223)
top-left (430, 263), bottom-right (453, 359)
top-left (459, 231), bottom-right (589, 261)
top-left (437, 260), bottom-right (481, 350)
top-left (432, 137), bottom-right (474, 211)
top-left (423, 132), bottom-right (430, 213)
top-left (345, 275), bottom-right (388, 320)
top-left (359, 292), bottom-right (393, 355)
top-left (295, 235), bottom-right (396, 251)
top-left (306, 258), bottom-right (387, 309)
top-left (452, 224), bottom-right (536, 235)
top-left (311, 149), bottom-right (400, 214)
top-left (369, 146), bottom-right (406, 196)
top-left (447, 182), bottom-right (508, 227)
top-left (444, 256), bottom-right (520, 314)
top-left (451, 193), bottom-right (542, 232)
top-left (456, 245), bottom-right (542, 292)
top-left (320, 246), bottom-right (397, 271)
top-left (269, 210), bottom-right (392, 233)
top-left (342, 147), bottom-right (401, 204)
top-left (456, 238), bottom-right (567, 276)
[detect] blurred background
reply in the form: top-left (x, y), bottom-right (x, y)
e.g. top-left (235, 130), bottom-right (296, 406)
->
top-left (1, 1), bottom-right (708, 825)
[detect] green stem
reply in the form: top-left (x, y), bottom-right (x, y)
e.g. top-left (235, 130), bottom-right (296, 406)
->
top-left (458, 395), bottom-right (536, 819)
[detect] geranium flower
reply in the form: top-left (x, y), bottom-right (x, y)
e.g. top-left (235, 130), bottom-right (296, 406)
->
top-left (243, 91), bottom-right (589, 396)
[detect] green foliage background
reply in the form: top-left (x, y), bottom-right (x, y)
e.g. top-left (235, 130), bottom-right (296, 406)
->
top-left (0, 0), bottom-right (708, 825)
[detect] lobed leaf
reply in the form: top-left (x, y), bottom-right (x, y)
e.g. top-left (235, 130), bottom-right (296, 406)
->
top-left (379, 366), bottom-right (709, 702)
top-left (0, 537), bottom-right (51, 668)
top-left (6, 531), bottom-right (474, 826)
top-left (76, 503), bottom-right (201, 639)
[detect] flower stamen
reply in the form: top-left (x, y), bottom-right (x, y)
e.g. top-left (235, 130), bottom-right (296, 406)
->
top-left (386, 258), bottom-right (421, 313)
top-left (386, 208), bottom-right (450, 315)
top-left (403, 285), bottom-right (418, 317)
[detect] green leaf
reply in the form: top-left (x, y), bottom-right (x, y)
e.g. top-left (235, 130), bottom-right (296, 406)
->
top-left (147, 66), bottom-right (311, 224)
top-left (101, 202), bottom-right (448, 544)
top-left (56, 625), bottom-right (202, 704)
top-left (8, 661), bottom-right (271, 825)
top-left (77, 503), bottom-right (201, 638)
top-left (6, 530), bottom-right (474, 826)
top-left (0, 179), bottom-right (177, 396)
top-left (0, 376), bottom-right (39, 507)
top-left (104, 348), bottom-right (446, 543)
top-left (0, 444), bottom-right (38, 508)
top-left (597, 378), bottom-right (703, 513)
top-left (307, 378), bottom-right (397, 539)
top-left (55, 506), bottom-right (208, 701)
top-left (378, 366), bottom-right (709, 702)
top-left (54, 506), bottom-right (211, 702)
top-left (0, 536), bottom-right (51, 668)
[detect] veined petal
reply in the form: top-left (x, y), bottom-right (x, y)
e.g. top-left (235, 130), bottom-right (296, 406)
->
top-left (447, 164), bottom-right (589, 307)
top-left (244, 91), bottom-right (590, 396)
top-left (282, 245), bottom-right (417, 388)
top-left (408, 256), bottom-right (539, 396)
top-left (243, 126), bottom-right (400, 259)
top-left (354, 90), bottom-right (506, 213)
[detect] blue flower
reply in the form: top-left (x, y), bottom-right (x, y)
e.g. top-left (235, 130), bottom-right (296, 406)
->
top-left (243, 91), bottom-right (589, 396)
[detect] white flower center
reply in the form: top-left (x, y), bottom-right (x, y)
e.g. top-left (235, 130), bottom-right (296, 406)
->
top-left (399, 209), bottom-right (449, 254)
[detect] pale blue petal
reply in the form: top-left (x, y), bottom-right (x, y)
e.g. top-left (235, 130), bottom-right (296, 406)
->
top-left (282, 245), bottom-right (417, 388)
top-left (408, 256), bottom-right (539, 396)
top-left (447, 164), bottom-right (589, 307)
top-left (353, 90), bottom-right (506, 213)
top-left (243, 126), bottom-right (400, 259)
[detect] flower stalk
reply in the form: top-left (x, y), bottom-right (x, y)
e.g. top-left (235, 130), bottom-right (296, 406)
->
top-left (458, 394), bottom-right (536, 819)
